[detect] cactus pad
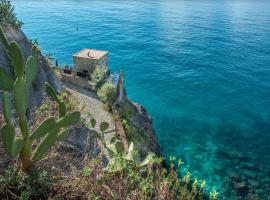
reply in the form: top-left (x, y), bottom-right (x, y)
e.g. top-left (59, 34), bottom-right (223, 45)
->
top-left (0, 67), bottom-right (14, 91)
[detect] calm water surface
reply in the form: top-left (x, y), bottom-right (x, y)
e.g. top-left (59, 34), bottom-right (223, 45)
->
top-left (12, 0), bottom-right (270, 198)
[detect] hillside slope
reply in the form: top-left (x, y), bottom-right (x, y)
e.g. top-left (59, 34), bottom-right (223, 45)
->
top-left (0, 26), bottom-right (60, 108)
top-left (0, 26), bottom-right (161, 168)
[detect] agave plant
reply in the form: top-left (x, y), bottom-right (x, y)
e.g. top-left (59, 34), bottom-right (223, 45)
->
top-left (105, 140), bottom-right (156, 172)
top-left (0, 28), bottom-right (80, 172)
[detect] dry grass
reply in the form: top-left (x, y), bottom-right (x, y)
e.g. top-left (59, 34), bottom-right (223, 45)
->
top-left (0, 91), bottom-right (215, 200)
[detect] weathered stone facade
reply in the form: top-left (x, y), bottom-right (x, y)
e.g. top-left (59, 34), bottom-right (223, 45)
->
top-left (73, 48), bottom-right (109, 73)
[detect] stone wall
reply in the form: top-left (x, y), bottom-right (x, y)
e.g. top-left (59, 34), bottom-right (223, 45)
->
top-left (73, 56), bottom-right (97, 72)
top-left (60, 71), bottom-right (89, 89)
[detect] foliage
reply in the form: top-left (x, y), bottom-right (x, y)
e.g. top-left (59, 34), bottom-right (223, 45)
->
top-left (65, 154), bottom-right (217, 200)
top-left (0, 165), bottom-right (52, 199)
top-left (89, 66), bottom-right (108, 91)
top-left (0, 0), bottom-right (23, 29)
top-left (89, 122), bottom-right (217, 199)
top-left (60, 89), bottom-right (81, 112)
top-left (118, 101), bottom-right (133, 119)
top-left (116, 102), bottom-right (150, 147)
top-left (45, 53), bottom-right (54, 68)
top-left (0, 31), bottom-right (81, 172)
top-left (88, 116), bottom-right (110, 145)
top-left (97, 83), bottom-right (117, 108)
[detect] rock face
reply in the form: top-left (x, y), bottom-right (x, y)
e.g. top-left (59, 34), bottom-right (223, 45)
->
top-left (129, 101), bottom-right (162, 158)
top-left (0, 26), bottom-right (60, 109)
top-left (116, 72), bottom-right (162, 158)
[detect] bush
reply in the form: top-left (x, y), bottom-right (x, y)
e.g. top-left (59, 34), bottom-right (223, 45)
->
top-left (97, 83), bottom-right (117, 108)
top-left (0, 0), bottom-right (23, 29)
top-left (58, 155), bottom-right (218, 200)
top-left (0, 165), bottom-right (52, 199)
top-left (89, 66), bottom-right (108, 91)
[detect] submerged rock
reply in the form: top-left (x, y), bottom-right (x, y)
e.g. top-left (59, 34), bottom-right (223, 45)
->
top-left (234, 181), bottom-right (249, 196)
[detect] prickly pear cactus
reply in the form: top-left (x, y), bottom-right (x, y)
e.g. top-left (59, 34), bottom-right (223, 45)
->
top-left (0, 27), bottom-right (9, 50)
top-left (0, 30), bottom-right (81, 173)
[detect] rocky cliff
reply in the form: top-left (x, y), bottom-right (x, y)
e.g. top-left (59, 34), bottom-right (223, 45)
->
top-left (115, 72), bottom-right (161, 158)
top-left (0, 26), bottom-right (60, 109)
top-left (0, 26), bottom-right (162, 167)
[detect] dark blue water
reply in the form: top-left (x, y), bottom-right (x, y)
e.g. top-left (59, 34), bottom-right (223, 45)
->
top-left (12, 0), bottom-right (270, 198)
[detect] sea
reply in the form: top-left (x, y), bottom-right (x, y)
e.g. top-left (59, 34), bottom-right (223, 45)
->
top-left (12, 0), bottom-right (270, 198)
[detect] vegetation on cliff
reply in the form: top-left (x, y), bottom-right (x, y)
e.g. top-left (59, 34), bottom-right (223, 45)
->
top-left (0, 27), bottom-right (81, 172)
top-left (0, 0), bottom-right (22, 29)
top-left (0, 2), bottom-right (218, 199)
top-left (97, 83), bottom-right (117, 109)
top-left (89, 66), bottom-right (109, 91)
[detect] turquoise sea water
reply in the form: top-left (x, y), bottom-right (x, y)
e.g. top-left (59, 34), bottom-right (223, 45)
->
top-left (12, 0), bottom-right (270, 198)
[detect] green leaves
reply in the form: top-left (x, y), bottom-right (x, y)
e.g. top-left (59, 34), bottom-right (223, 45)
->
top-left (30, 117), bottom-right (56, 140)
top-left (11, 138), bottom-right (24, 158)
top-left (0, 27), bottom-right (9, 49)
top-left (14, 77), bottom-right (28, 115)
top-left (1, 123), bottom-right (26, 158)
top-left (106, 144), bottom-right (118, 158)
top-left (2, 92), bottom-right (12, 123)
top-left (45, 82), bottom-right (68, 119)
top-left (107, 157), bottom-right (123, 172)
top-left (57, 129), bottom-right (69, 141)
top-left (1, 123), bottom-right (15, 157)
top-left (59, 101), bottom-right (67, 118)
top-left (100, 122), bottom-right (109, 132)
top-left (45, 82), bottom-right (60, 103)
top-left (126, 142), bottom-right (134, 161)
top-left (18, 114), bottom-right (29, 138)
top-left (92, 130), bottom-right (101, 140)
top-left (25, 56), bottom-right (39, 85)
top-left (0, 67), bottom-right (14, 91)
top-left (90, 118), bottom-right (96, 128)
top-left (56, 111), bottom-right (81, 128)
top-left (140, 153), bottom-right (155, 167)
top-left (32, 130), bottom-right (58, 161)
top-left (115, 140), bottom-right (124, 155)
top-left (9, 41), bottom-right (25, 77)
top-left (0, 30), bottom-right (79, 172)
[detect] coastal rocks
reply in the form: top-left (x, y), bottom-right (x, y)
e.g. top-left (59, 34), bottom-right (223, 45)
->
top-left (130, 101), bottom-right (162, 158)
top-left (115, 72), bottom-right (162, 159)
top-left (234, 182), bottom-right (249, 196)
top-left (64, 125), bottom-right (109, 166)
top-left (216, 143), bottom-right (270, 199)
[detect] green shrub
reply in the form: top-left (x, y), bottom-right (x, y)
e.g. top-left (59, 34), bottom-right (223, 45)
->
top-left (89, 66), bottom-right (108, 91)
top-left (0, 0), bottom-right (23, 29)
top-left (74, 153), bottom-right (217, 200)
top-left (118, 101), bottom-right (133, 119)
top-left (0, 165), bottom-right (52, 199)
top-left (97, 83), bottom-right (117, 108)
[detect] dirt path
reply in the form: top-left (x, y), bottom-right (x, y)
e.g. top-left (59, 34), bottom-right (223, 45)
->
top-left (63, 82), bottom-right (117, 143)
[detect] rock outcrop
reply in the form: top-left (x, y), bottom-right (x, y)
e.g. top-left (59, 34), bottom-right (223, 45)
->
top-left (116, 72), bottom-right (162, 158)
top-left (0, 26), bottom-right (60, 109)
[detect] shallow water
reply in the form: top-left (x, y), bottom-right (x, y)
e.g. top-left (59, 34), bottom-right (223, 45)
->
top-left (12, 0), bottom-right (270, 198)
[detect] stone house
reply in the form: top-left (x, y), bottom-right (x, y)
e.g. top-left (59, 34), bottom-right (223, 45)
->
top-left (59, 48), bottom-right (109, 88)
top-left (73, 48), bottom-right (109, 74)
